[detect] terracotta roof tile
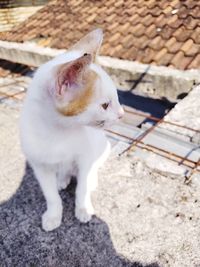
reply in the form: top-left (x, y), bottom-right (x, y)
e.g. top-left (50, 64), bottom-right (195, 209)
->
top-left (158, 1), bottom-right (171, 9)
top-left (154, 52), bottom-right (174, 66)
top-left (167, 15), bottom-right (183, 29)
top-left (178, 5), bottom-right (189, 19)
top-left (137, 6), bottom-right (148, 17)
top-left (159, 25), bottom-right (176, 40)
top-left (122, 46), bottom-right (138, 60)
top-left (119, 22), bottom-right (131, 34)
top-left (155, 14), bottom-right (167, 28)
top-left (173, 26), bottom-right (193, 42)
top-left (126, 0), bottom-right (135, 9)
top-left (188, 54), bottom-right (200, 69)
top-left (145, 0), bottom-right (158, 9)
top-left (132, 35), bottom-right (150, 50)
top-left (114, 0), bottom-right (124, 8)
top-left (171, 51), bottom-right (193, 69)
top-left (184, 0), bottom-right (197, 9)
top-left (101, 43), bottom-right (111, 54)
top-left (145, 24), bottom-right (157, 39)
top-left (1, 0), bottom-right (200, 70)
top-left (142, 14), bottom-right (155, 27)
top-left (180, 39), bottom-right (200, 56)
top-left (170, 0), bottom-right (180, 8)
top-left (107, 21), bottom-right (119, 32)
top-left (113, 44), bottom-right (124, 58)
top-left (109, 32), bottom-right (121, 46)
top-left (154, 48), bottom-right (168, 62)
top-left (148, 36), bottom-right (165, 50)
top-left (191, 26), bottom-right (200, 44)
top-left (136, 47), bottom-right (155, 63)
top-left (182, 15), bottom-right (198, 30)
top-left (122, 34), bottom-right (135, 49)
top-left (132, 23), bottom-right (146, 37)
top-left (128, 14), bottom-right (141, 25)
top-left (123, 5), bottom-right (137, 17)
top-left (163, 5), bottom-right (173, 15)
top-left (141, 5), bottom-right (162, 17)
top-left (190, 5), bottom-right (200, 17)
top-left (165, 37), bottom-right (183, 53)
top-left (105, 13), bottom-right (116, 23)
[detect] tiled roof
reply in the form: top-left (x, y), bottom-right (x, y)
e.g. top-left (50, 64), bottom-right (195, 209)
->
top-left (0, 6), bottom-right (44, 32)
top-left (0, 0), bottom-right (200, 70)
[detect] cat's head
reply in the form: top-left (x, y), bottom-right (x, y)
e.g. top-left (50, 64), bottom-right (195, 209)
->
top-left (46, 29), bottom-right (124, 128)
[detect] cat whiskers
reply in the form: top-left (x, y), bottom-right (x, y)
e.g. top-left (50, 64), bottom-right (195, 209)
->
top-left (90, 120), bottom-right (105, 128)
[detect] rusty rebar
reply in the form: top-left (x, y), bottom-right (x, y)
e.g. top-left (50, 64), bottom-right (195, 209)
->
top-left (106, 128), bottom-right (199, 170)
top-left (184, 158), bottom-right (200, 184)
top-left (124, 107), bottom-right (200, 133)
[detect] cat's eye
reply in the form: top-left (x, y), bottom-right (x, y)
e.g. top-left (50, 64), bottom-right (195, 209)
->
top-left (101, 102), bottom-right (109, 110)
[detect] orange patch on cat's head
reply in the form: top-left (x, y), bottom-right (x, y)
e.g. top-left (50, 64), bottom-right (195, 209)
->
top-left (57, 70), bottom-right (98, 116)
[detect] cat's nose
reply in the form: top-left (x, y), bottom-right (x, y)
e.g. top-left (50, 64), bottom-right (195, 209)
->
top-left (118, 106), bottom-right (124, 119)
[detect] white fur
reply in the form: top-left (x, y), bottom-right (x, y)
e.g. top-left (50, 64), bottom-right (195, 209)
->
top-left (20, 30), bottom-right (123, 231)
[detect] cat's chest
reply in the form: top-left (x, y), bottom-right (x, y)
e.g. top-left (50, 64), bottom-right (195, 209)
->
top-left (29, 124), bottom-right (107, 164)
top-left (45, 128), bottom-right (85, 158)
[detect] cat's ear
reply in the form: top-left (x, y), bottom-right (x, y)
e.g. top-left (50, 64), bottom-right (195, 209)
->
top-left (55, 53), bottom-right (92, 97)
top-left (70, 28), bottom-right (103, 61)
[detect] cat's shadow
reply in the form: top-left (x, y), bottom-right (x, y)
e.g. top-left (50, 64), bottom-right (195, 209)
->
top-left (0, 163), bottom-right (159, 267)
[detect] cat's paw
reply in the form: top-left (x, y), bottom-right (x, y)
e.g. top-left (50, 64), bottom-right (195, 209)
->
top-left (75, 205), bottom-right (94, 223)
top-left (42, 210), bottom-right (62, 231)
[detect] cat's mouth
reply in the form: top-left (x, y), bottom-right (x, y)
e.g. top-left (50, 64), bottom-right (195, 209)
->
top-left (91, 120), bottom-right (105, 128)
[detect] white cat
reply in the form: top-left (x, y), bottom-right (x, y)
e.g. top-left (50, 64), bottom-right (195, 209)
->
top-left (20, 29), bottom-right (124, 231)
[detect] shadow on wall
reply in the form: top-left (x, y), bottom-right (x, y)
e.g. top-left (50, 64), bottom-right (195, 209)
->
top-left (118, 89), bottom-right (176, 124)
top-left (0, 163), bottom-right (160, 267)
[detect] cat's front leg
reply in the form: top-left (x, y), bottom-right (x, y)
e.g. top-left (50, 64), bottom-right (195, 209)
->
top-left (32, 163), bottom-right (63, 231)
top-left (57, 174), bottom-right (71, 191)
top-left (75, 164), bottom-right (98, 223)
top-left (57, 164), bottom-right (71, 191)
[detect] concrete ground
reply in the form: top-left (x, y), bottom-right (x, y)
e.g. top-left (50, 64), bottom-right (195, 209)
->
top-left (158, 84), bottom-right (200, 145)
top-left (1, 100), bottom-right (200, 267)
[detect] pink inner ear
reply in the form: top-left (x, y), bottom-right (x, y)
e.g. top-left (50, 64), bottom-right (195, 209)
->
top-left (58, 63), bottom-right (83, 95)
top-left (56, 54), bottom-right (92, 96)
top-left (66, 64), bottom-right (81, 84)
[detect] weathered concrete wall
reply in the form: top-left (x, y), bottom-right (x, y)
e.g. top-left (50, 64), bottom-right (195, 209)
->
top-left (0, 40), bottom-right (64, 66)
top-left (0, 40), bottom-right (200, 101)
top-left (98, 57), bottom-right (200, 101)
